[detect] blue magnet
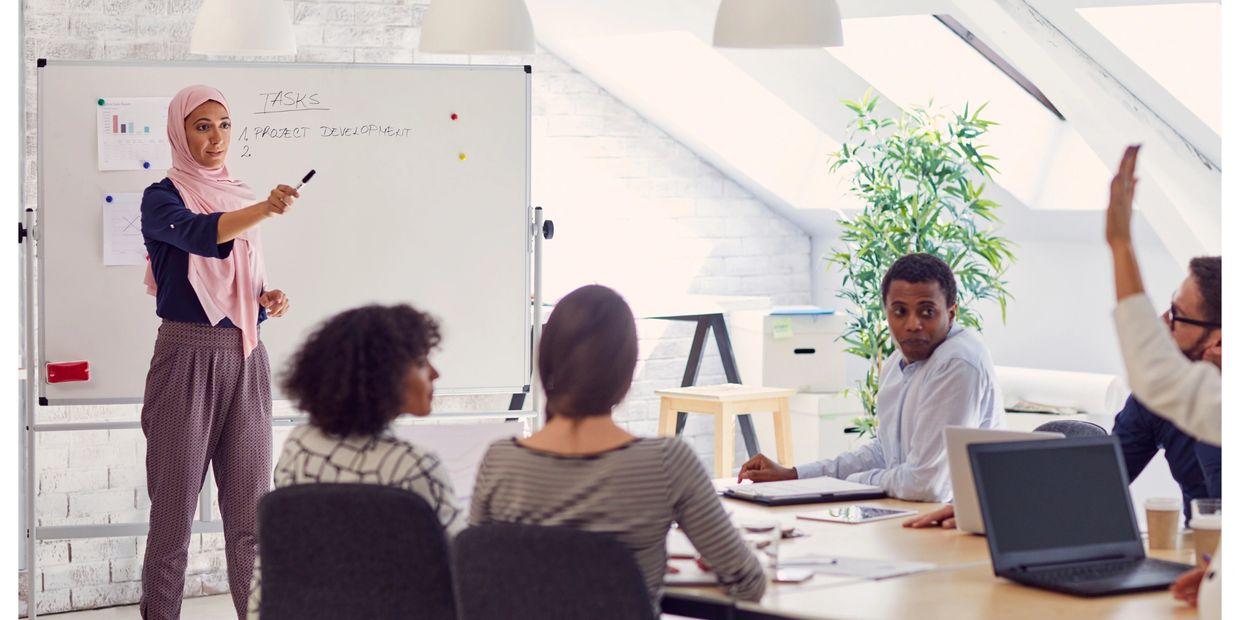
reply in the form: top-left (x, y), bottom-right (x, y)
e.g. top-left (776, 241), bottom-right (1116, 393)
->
top-left (105, 195), bottom-right (113, 203)
top-left (143, 161), bottom-right (151, 169)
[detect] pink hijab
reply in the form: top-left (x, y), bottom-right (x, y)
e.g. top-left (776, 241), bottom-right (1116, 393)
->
top-left (144, 85), bottom-right (266, 357)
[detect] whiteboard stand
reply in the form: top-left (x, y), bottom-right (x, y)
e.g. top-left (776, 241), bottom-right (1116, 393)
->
top-left (22, 207), bottom-right (38, 618)
top-left (532, 206), bottom-right (547, 430)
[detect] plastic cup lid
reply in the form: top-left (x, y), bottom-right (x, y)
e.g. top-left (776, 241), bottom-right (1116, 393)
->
top-left (1190, 515), bottom-right (1223, 530)
top-left (1145, 497), bottom-right (1181, 511)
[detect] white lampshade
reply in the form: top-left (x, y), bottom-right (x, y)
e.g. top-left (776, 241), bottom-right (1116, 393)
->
top-left (418, 0), bottom-right (536, 55)
top-left (713, 0), bottom-right (844, 48)
top-left (190, 0), bottom-right (297, 56)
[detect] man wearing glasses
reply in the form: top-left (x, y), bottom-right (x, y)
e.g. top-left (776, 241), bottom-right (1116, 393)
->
top-left (1111, 256), bottom-right (1222, 524)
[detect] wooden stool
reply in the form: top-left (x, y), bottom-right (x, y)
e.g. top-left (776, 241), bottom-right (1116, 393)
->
top-left (655, 384), bottom-right (795, 478)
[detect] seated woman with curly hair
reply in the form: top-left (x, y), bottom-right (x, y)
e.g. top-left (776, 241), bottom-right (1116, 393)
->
top-left (246, 304), bottom-right (463, 618)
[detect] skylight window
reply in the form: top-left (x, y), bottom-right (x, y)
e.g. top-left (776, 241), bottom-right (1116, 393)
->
top-left (825, 15), bottom-right (1110, 210)
top-left (1077, 2), bottom-right (1221, 135)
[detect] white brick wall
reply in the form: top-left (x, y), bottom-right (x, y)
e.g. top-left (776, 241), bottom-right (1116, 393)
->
top-left (20, 0), bottom-right (811, 613)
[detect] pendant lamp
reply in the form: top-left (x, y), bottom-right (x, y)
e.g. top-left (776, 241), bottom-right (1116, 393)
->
top-left (190, 0), bottom-right (297, 56)
top-left (713, 0), bottom-right (845, 49)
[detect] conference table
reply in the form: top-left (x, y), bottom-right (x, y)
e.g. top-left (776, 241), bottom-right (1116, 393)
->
top-left (662, 494), bottom-right (1198, 620)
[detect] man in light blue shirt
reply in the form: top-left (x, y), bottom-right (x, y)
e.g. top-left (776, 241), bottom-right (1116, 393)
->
top-left (738, 253), bottom-right (1003, 501)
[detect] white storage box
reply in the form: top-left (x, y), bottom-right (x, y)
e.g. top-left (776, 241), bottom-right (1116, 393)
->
top-left (751, 391), bottom-right (866, 463)
top-left (732, 307), bottom-right (848, 393)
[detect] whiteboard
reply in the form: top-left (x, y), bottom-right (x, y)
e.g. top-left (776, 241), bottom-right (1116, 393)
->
top-left (37, 60), bottom-right (532, 403)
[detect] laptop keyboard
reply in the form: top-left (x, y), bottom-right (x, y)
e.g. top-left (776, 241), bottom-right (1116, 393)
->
top-left (1027, 559), bottom-right (1171, 584)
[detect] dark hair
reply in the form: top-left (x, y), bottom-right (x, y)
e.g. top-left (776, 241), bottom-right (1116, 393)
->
top-left (539, 285), bottom-right (638, 419)
top-left (880, 253), bottom-right (958, 307)
top-left (282, 304), bottom-right (441, 437)
top-left (1189, 256), bottom-right (1221, 324)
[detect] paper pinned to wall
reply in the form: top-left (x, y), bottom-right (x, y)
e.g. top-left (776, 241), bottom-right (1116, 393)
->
top-left (97, 97), bottom-right (171, 171)
top-left (102, 192), bottom-right (146, 266)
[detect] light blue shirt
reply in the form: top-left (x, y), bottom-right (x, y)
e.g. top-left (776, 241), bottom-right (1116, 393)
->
top-left (795, 324), bottom-right (1004, 501)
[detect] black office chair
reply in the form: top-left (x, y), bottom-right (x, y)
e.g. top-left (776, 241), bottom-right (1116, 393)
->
top-left (257, 484), bottom-right (456, 620)
top-left (1034, 419), bottom-right (1109, 438)
top-left (454, 523), bottom-right (656, 620)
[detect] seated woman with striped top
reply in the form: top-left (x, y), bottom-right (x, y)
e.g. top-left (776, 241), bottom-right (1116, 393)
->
top-left (470, 285), bottom-right (766, 609)
top-left (247, 304), bottom-right (464, 618)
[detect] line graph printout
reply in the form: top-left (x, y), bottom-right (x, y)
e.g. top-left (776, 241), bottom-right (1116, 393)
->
top-left (97, 97), bottom-right (171, 171)
top-left (102, 192), bottom-right (146, 266)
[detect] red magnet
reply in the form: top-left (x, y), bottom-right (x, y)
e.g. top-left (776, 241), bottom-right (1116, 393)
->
top-left (451, 113), bottom-right (459, 120)
top-left (47, 361), bottom-right (90, 384)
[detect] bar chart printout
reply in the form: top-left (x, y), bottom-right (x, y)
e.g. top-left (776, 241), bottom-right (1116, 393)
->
top-left (97, 97), bottom-right (171, 171)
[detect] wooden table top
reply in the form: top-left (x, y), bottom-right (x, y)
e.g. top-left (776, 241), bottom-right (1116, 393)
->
top-left (664, 496), bottom-right (1198, 620)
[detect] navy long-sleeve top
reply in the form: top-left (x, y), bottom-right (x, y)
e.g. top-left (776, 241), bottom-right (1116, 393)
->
top-left (141, 178), bottom-right (266, 328)
top-left (1112, 394), bottom-right (1222, 524)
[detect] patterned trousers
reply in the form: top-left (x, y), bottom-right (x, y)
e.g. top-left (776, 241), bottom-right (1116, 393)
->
top-left (139, 321), bottom-right (272, 620)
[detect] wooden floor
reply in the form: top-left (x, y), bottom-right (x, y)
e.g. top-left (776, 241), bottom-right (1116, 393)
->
top-left (36, 595), bottom-right (235, 619)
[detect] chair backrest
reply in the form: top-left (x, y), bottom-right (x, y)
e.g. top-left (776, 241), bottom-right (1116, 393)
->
top-left (257, 484), bottom-right (456, 620)
top-left (454, 523), bottom-right (656, 620)
top-left (1033, 419), bottom-right (1109, 438)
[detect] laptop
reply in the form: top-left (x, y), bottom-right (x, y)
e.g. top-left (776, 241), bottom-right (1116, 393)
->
top-left (722, 476), bottom-right (885, 506)
top-left (944, 426), bottom-right (1063, 534)
top-left (969, 436), bottom-right (1193, 597)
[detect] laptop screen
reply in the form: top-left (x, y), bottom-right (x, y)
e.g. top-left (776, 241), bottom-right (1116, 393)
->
top-left (972, 439), bottom-right (1139, 554)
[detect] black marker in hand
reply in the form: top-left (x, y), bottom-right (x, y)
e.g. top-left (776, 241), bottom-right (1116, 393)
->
top-left (294, 169), bottom-right (316, 191)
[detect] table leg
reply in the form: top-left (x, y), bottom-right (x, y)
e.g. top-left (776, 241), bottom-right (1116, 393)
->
top-left (711, 315), bottom-right (760, 457)
top-left (715, 409), bottom-right (735, 479)
top-left (773, 398), bottom-right (793, 465)
top-left (659, 398), bottom-right (678, 438)
top-left (677, 318), bottom-right (712, 435)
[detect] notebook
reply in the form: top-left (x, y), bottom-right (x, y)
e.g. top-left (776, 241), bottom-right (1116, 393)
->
top-left (723, 476), bottom-right (885, 506)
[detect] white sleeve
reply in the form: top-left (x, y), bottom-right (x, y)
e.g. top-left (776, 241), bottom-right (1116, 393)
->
top-left (1114, 295), bottom-right (1221, 444)
top-left (795, 439), bottom-right (885, 480)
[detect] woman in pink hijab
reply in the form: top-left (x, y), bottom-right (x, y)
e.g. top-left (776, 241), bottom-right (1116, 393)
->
top-left (138, 85), bottom-right (297, 620)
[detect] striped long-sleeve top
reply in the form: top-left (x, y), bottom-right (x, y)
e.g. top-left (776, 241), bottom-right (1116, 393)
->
top-left (469, 436), bottom-right (766, 606)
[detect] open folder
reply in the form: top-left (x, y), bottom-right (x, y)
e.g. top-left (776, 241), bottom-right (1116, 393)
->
top-left (722, 477), bottom-right (885, 506)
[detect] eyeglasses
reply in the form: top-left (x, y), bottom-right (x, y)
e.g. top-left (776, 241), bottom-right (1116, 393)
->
top-left (1167, 296), bottom-right (1221, 331)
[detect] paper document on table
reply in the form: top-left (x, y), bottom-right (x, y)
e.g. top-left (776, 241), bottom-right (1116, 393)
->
top-left (725, 477), bottom-right (881, 500)
top-left (779, 554), bottom-right (936, 580)
top-left (667, 529), bottom-right (698, 558)
top-left (102, 193), bottom-right (146, 266)
top-left (665, 559), bottom-right (719, 586)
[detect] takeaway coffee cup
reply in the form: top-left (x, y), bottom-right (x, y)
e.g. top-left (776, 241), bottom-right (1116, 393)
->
top-left (1145, 497), bottom-right (1181, 550)
top-left (1190, 498), bottom-right (1222, 567)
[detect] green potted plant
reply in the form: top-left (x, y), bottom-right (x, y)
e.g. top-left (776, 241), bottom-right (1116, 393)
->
top-left (828, 91), bottom-right (1015, 437)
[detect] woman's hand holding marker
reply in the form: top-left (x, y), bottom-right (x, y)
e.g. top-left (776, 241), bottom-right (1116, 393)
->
top-left (265, 184), bottom-right (299, 216)
top-left (264, 170), bottom-right (314, 216)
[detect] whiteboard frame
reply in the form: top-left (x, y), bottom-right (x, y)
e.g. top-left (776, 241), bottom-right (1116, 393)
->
top-left (35, 59), bottom-right (535, 405)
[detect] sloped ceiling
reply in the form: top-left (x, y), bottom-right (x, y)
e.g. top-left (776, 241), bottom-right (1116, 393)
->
top-left (524, 0), bottom-right (1221, 265)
